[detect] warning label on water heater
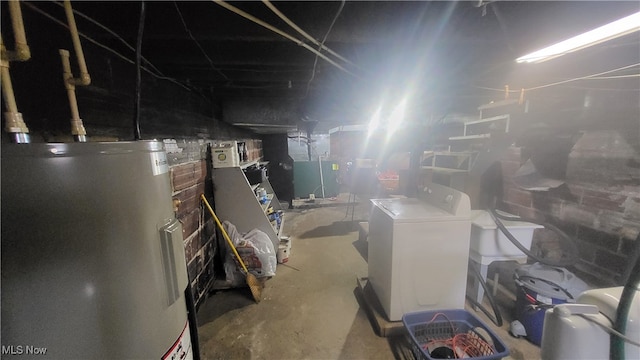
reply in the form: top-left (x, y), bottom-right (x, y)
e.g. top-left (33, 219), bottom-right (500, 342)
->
top-left (150, 152), bottom-right (169, 176)
top-left (162, 321), bottom-right (193, 360)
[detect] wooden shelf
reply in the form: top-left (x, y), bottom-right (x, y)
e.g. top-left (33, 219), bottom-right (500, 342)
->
top-left (277, 215), bottom-right (285, 237)
top-left (212, 162), bottom-right (283, 254)
top-left (449, 134), bottom-right (491, 141)
top-left (421, 151), bottom-right (475, 172)
top-left (239, 160), bottom-right (269, 169)
top-left (464, 114), bottom-right (509, 126)
top-left (270, 213), bottom-right (285, 237)
top-left (478, 99), bottom-right (518, 110)
top-left (239, 160), bottom-right (259, 169)
top-left (424, 151), bottom-right (475, 157)
top-left (260, 194), bottom-right (274, 212)
top-left (420, 166), bottom-right (469, 173)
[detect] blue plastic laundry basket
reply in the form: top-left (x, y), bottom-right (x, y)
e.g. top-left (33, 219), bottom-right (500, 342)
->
top-left (402, 309), bottom-right (510, 360)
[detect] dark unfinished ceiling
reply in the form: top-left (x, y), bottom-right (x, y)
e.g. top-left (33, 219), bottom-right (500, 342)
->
top-left (10, 1), bottom-right (640, 133)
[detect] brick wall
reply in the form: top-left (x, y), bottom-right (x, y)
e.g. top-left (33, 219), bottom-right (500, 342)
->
top-left (168, 141), bottom-right (215, 308)
top-left (499, 130), bottom-right (640, 285)
top-left (242, 139), bottom-right (264, 162)
top-left (167, 138), bottom-right (264, 307)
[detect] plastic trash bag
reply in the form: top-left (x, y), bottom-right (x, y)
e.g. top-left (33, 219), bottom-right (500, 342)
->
top-left (222, 221), bottom-right (276, 286)
top-left (243, 228), bottom-right (277, 277)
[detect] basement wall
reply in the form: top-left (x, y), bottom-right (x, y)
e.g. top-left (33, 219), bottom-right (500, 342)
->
top-left (2, 20), bottom-right (250, 140)
top-left (499, 133), bottom-right (640, 286)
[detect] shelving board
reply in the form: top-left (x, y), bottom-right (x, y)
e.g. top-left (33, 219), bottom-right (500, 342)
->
top-left (464, 114), bottom-right (509, 126)
top-left (212, 165), bottom-right (282, 251)
top-left (449, 134), bottom-right (491, 141)
top-left (419, 166), bottom-right (469, 173)
top-left (276, 215), bottom-right (285, 237)
top-left (260, 194), bottom-right (274, 212)
top-left (239, 160), bottom-right (259, 169)
top-left (477, 99), bottom-right (518, 110)
top-left (270, 213), bottom-right (285, 237)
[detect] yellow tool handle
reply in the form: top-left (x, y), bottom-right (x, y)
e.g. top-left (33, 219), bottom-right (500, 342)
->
top-left (200, 194), bottom-right (249, 273)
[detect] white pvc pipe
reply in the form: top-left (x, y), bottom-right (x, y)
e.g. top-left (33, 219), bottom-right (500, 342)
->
top-left (60, 0), bottom-right (90, 141)
top-left (64, 0), bottom-right (91, 86)
top-left (0, 39), bottom-right (18, 114)
top-left (212, 0), bottom-right (357, 78)
top-left (59, 49), bottom-right (87, 142)
top-left (59, 50), bottom-right (80, 120)
top-left (1, 34), bottom-right (30, 142)
top-left (8, 0), bottom-right (30, 61)
top-left (261, 0), bottom-right (357, 68)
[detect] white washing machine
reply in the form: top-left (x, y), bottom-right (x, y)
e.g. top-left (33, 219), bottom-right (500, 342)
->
top-left (368, 183), bottom-right (471, 321)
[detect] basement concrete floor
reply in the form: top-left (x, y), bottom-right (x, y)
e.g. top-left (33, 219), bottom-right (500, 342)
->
top-left (196, 194), bottom-right (542, 360)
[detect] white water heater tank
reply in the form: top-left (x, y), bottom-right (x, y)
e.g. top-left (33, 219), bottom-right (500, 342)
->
top-left (1, 141), bottom-right (195, 359)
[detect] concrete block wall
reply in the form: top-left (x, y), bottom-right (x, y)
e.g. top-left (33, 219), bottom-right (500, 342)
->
top-left (499, 131), bottom-right (640, 285)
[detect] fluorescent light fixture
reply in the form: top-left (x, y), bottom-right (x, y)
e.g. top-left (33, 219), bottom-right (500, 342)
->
top-left (517, 11), bottom-right (640, 63)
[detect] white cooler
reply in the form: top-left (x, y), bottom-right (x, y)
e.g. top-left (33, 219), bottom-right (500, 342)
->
top-left (468, 210), bottom-right (543, 306)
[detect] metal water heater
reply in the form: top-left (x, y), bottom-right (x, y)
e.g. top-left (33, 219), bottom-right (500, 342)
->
top-left (1, 141), bottom-right (196, 359)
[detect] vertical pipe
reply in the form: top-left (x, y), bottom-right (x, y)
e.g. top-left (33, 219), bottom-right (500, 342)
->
top-left (611, 233), bottom-right (640, 360)
top-left (1, 64), bottom-right (18, 114)
top-left (318, 154), bottom-right (325, 198)
top-left (133, 1), bottom-right (146, 141)
top-left (59, 0), bottom-right (90, 141)
top-left (183, 287), bottom-right (201, 360)
top-left (1, 35), bottom-right (30, 143)
top-left (2, 0), bottom-right (32, 143)
top-left (1, 67), bottom-right (30, 143)
top-left (59, 49), bottom-right (86, 142)
top-left (306, 129), bottom-right (312, 161)
top-left (60, 50), bottom-right (80, 121)
top-left (63, 0), bottom-right (90, 85)
top-left (8, 0), bottom-right (30, 61)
